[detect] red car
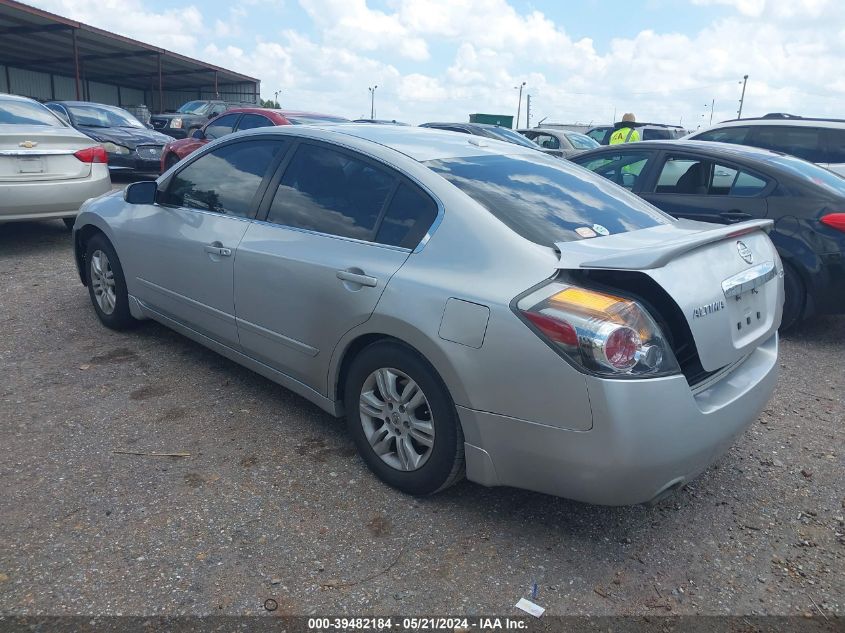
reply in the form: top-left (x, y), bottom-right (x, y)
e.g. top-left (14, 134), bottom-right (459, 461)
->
top-left (160, 108), bottom-right (349, 172)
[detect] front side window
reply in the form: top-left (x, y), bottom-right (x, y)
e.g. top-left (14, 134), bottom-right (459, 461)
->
top-left (160, 140), bottom-right (286, 217)
top-left (575, 151), bottom-right (651, 189)
top-left (0, 99), bottom-right (65, 127)
top-left (693, 126), bottom-right (752, 144)
top-left (237, 114), bottom-right (273, 131)
top-left (586, 128), bottom-right (608, 143)
top-left (427, 153), bottom-right (671, 246)
top-left (267, 144), bottom-right (395, 240)
top-left (204, 113), bottom-right (240, 140)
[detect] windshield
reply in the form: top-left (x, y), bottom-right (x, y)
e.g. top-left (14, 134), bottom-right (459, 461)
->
top-left (768, 153), bottom-right (845, 196)
top-left (484, 127), bottom-right (541, 149)
top-left (0, 99), bottom-right (65, 127)
top-left (565, 132), bottom-right (600, 150)
top-left (426, 153), bottom-right (673, 246)
top-left (66, 104), bottom-right (145, 128)
top-left (285, 114), bottom-right (350, 125)
top-left (177, 101), bottom-right (210, 115)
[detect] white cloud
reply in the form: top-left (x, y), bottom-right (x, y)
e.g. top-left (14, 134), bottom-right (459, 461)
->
top-left (21, 0), bottom-right (845, 127)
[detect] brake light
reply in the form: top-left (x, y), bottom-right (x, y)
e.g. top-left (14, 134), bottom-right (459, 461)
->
top-left (820, 213), bottom-right (845, 233)
top-left (517, 283), bottom-right (677, 378)
top-left (73, 146), bottom-right (108, 164)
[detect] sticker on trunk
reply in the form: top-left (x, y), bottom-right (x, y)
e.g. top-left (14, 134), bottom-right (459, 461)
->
top-left (592, 223), bottom-right (610, 236)
top-left (575, 226), bottom-right (597, 238)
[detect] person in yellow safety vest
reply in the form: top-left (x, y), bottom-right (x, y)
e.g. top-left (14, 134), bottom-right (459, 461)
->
top-left (609, 113), bottom-right (641, 144)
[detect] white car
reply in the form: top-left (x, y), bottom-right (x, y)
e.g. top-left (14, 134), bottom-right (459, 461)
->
top-left (0, 93), bottom-right (111, 229)
top-left (686, 114), bottom-right (845, 176)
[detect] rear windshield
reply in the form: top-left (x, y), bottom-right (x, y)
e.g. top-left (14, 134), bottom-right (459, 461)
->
top-left (425, 153), bottom-right (673, 245)
top-left (768, 154), bottom-right (845, 196)
top-left (484, 127), bottom-right (542, 149)
top-left (0, 99), bottom-right (64, 127)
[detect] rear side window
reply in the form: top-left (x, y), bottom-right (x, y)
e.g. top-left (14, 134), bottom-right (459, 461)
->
top-left (426, 153), bottom-right (671, 245)
top-left (750, 125), bottom-right (825, 162)
top-left (825, 129), bottom-right (845, 164)
top-left (267, 144), bottom-right (395, 240)
top-left (237, 114), bottom-right (273, 131)
top-left (694, 126), bottom-right (752, 144)
top-left (160, 140), bottom-right (285, 217)
top-left (643, 128), bottom-right (672, 141)
top-left (375, 184), bottom-right (438, 248)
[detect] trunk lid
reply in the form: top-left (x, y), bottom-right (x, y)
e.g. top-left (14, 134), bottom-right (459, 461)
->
top-left (0, 125), bottom-right (94, 182)
top-left (556, 219), bottom-right (783, 372)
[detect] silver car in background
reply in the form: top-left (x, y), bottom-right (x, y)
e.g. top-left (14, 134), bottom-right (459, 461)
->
top-left (0, 93), bottom-right (111, 229)
top-left (72, 125), bottom-right (782, 505)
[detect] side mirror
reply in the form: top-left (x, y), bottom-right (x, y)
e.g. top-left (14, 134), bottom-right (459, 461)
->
top-left (124, 180), bottom-right (158, 205)
top-left (192, 129), bottom-right (205, 140)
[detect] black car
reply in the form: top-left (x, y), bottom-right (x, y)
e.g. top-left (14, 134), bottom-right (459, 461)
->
top-left (419, 122), bottom-right (549, 153)
top-left (149, 100), bottom-right (252, 139)
top-left (570, 140), bottom-right (845, 328)
top-left (46, 101), bottom-right (172, 175)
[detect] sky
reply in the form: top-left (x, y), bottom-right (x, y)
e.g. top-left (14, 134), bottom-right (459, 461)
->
top-left (24, 0), bottom-right (845, 128)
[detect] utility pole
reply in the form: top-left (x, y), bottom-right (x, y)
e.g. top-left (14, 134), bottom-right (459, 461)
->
top-left (708, 98), bottom-right (715, 125)
top-left (368, 85), bottom-right (378, 119)
top-left (525, 94), bottom-right (531, 129)
top-left (514, 81), bottom-right (526, 129)
top-left (737, 75), bottom-right (748, 119)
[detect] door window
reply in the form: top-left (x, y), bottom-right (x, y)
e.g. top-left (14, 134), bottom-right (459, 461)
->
top-left (711, 164), bottom-right (768, 196)
top-left (576, 151), bottom-right (651, 189)
top-left (750, 125), bottom-right (825, 162)
top-left (694, 126), bottom-right (752, 144)
top-left (654, 156), bottom-right (768, 196)
top-left (267, 144), bottom-right (395, 240)
top-left (237, 114), bottom-right (274, 131)
top-left (375, 183), bottom-right (438, 248)
top-left (204, 113), bottom-right (240, 140)
top-left (532, 133), bottom-right (561, 150)
top-left (160, 140), bottom-right (286, 218)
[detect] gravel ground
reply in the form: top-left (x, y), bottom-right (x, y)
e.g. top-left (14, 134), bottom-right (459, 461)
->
top-left (1, 218), bottom-right (843, 620)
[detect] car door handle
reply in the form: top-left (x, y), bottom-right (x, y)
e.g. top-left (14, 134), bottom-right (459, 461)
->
top-left (204, 244), bottom-right (232, 257)
top-left (719, 211), bottom-right (753, 223)
top-left (336, 270), bottom-right (378, 287)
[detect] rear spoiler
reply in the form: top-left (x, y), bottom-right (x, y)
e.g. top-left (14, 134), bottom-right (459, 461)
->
top-left (556, 219), bottom-right (774, 271)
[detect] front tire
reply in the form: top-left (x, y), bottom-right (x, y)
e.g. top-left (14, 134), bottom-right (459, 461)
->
top-left (344, 341), bottom-right (464, 495)
top-left (84, 233), bottom-right (138, 330)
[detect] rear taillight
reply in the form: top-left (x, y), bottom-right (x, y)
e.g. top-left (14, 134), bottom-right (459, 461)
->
top-left (73, 146), bottom-right (108, 164)
top-left (820, 213), bottom-right (845, 233)
top-left (517, 283), bottom-right (679, 378)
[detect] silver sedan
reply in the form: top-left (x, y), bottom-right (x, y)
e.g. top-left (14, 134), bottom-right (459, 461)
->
top-left (0, 93), bottom-right (111, 229)
top-left (73, 124), bottom-right (783, 505)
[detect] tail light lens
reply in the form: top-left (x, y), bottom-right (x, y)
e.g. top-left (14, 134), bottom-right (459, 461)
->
top-left (516, 283), bottom-right (679, 378)
top-left (74, 146), bottom-right (108, 164)
top-left (820, 213), bottom-right (845, 233)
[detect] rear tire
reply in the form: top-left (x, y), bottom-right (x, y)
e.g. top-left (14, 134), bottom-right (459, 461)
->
top-left (780, 261), bottom-right (805, 331)
top-left (344, 341), bottom-right (464, 496)
top-left (84, 233), bottom-right (138, 331)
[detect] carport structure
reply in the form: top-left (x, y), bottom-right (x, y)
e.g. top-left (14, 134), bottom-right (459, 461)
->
top-left (0, 0), bottom-right (259, 112)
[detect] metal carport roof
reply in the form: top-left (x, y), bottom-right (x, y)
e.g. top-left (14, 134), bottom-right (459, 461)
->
top-left (0, 0), bottom-right (259, 104)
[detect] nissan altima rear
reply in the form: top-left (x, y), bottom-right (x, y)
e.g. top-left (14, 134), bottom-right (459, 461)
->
top-left (72, 124), bottom-right (781, 505)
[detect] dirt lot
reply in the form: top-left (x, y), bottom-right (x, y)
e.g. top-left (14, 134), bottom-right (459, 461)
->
top-left (1, 217), bottom-right (843, 620)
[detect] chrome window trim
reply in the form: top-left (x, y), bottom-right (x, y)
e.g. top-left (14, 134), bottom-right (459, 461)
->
top-left (248, 218), bottom-right (413, 253)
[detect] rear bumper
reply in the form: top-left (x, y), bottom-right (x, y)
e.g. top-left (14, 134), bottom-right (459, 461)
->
top-left (460, 333), bottom-right (778, 505)
top-left (0, 166), bottom-right (111, 221)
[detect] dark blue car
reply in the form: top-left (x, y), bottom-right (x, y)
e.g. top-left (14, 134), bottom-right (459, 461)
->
top-left (571, 140), bottom-right (845, 329)
top-left (46, 101), bottom-right (172, 175)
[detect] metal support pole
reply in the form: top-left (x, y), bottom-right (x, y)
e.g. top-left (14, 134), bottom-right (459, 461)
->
top-left (515, 82), bottom-right (525, 129)
top-left (709, 98), bottom-right (715, 125)
top-left (526, 94), bottom-right (531, 128)
top-left (737, 75), bottom-right (748, 119)
top-left (157, 54), bottom-right (163, 113)
top-left (214, 71), bottom-right (219, 99)
top-left (72, 28), bottom-right (82, 100)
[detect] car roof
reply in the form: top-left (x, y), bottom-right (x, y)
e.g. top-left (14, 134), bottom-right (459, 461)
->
top-left (422, 122), bottom-right (505, 130)
top-left (701, 118), bottom-right (845, 130)
top-left (234, 123), bottom-right (540, 162)
top-left (574, 139), bottom-right (788, 161)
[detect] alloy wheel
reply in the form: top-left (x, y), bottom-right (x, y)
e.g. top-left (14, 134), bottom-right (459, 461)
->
top-left (90, 249), bottom-right (117, 315)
